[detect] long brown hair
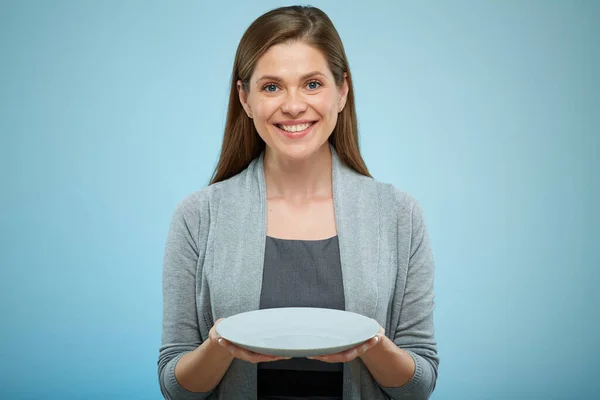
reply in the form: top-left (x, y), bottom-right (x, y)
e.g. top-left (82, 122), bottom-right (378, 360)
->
top-left (210, 5), bottom-right (371, 185)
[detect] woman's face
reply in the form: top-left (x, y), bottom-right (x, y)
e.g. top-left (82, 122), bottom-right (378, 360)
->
top-left (238, 41), bottom-right (348, 161)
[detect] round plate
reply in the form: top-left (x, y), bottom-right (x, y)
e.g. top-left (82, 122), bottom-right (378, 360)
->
top-left (215, 307), bottom-right (380, 357)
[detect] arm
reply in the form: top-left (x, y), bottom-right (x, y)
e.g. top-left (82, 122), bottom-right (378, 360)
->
top-left (359, 333), bottom-right (416, 388)
top-left (365, 195), bottom-right (439, 399)
top-left (172, 338), bottom-right (234, 393)
top-left (157, 195), bottom-right (234, 399)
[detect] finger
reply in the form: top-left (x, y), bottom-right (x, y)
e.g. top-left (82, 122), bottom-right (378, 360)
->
top-left (223, 343), bottom-right (288, 364)
top-left (308, 349), bottom-right (349, 361)
top-left (270, 355), bottom-right (293, 361)
top-left (217, 338), bottom-right (251, 360)
top-left (326, 345), bottom-right (363, 363)
top-left (227, 346), bottom-right (259, 363)
top-left (241, 348), bottom-right (283, 361)
top-left (364, 336), bottom-right (378, 351)
top-left (209, 331), bottom-right (221, 343)
top-left (247, 353), bottom-right (290, 364)
top-left (261, 355), bottom-right (291, 363)
top-left (308, 336), bottom-right (380, 363)
top-left (353, 336), bottom-right (378, 358)
top-left (308, 354), bottom-right (339, 363)
top-left (209, 319), bottom-right (225, 341)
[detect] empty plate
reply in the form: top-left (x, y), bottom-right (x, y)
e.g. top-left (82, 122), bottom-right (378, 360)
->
top-left (215, 307), bottom-right (380, 357)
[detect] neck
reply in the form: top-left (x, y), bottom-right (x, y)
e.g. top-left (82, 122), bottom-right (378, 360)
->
top-left (263, 143), bottom-right (333, 201)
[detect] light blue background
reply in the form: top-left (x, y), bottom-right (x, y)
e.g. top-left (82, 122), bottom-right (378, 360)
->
top-left (1, 1), bottom-right (598, 399)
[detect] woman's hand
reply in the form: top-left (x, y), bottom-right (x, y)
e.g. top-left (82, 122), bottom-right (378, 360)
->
top-left (307, 325), bottom-right (386, 363)
top-left (209, 318), bottom-right (292, 364)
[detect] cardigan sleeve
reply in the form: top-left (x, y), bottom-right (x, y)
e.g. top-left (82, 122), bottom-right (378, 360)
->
top-left (380, 193), bottom-right (439, 400)
top-left (157, 194), bottom-right (214, 400)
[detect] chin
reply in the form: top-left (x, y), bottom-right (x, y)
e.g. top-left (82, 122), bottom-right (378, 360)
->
top-left (274, 144), bottom-right (316, 161)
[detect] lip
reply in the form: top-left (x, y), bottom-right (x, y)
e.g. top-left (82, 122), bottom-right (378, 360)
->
top-left (274, 121), bottom-right (317, 139)
top-left (275, 119), bottom-right (315, 125)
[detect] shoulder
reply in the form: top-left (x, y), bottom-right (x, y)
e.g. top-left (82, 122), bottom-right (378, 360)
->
top-left (369, 181), bottom-right (431, 250)
top-left (336, 157), bottom-right (421, 216)
top-left (371, 179), bottom-right (423, 217)
top-left (170, 164), bottom-right (253, 219)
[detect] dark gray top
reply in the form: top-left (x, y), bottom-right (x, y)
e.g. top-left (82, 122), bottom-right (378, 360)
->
top-left (258, 235), bottom-right (345, 399)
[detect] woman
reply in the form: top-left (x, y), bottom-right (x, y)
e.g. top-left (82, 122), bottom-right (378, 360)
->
top-left (158, 5), bottom-right (438, 400)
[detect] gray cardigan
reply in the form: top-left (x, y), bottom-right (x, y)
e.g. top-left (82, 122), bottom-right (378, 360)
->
top-left (158, 146), bottom-right (439, 399)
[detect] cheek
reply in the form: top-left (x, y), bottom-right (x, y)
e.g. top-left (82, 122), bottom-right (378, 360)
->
top-left (313, 94), bottom-right (339, 117)
top-left (252, 98), bottom-right (279, 122)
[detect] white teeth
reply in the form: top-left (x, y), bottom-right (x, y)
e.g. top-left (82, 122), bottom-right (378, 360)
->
top-left (278, 122), bottom-right (313, 132)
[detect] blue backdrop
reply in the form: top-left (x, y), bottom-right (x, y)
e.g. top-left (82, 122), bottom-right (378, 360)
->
top-left (1, 1), bottom-right (598, 399)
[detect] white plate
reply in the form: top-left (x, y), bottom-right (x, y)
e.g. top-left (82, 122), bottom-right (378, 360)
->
top-left (215, 307), bottom-right (380, 357)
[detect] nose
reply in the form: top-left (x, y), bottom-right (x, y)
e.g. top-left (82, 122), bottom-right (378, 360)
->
top-left (281, 90), bottom-right (307, 116)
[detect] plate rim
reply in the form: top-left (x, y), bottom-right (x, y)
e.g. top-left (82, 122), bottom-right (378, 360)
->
top-left (215, 307), bottom-right (380, 353)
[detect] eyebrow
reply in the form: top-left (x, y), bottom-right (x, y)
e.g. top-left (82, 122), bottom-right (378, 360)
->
top-left (255, 71), bottom-right (327, 84)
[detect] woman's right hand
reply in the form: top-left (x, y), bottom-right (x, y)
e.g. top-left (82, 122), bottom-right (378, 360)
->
top-left (209, 318), bottom-right (292, 364)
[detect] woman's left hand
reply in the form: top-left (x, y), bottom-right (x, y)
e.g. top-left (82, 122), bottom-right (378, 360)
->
top-left (307, 325), bottom-right (385, 363)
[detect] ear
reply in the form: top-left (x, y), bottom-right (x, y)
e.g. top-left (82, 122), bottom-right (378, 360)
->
top-left (237, 80), bottom-right (253, 118)
top-left (338, 72), bottom-right (349, 113)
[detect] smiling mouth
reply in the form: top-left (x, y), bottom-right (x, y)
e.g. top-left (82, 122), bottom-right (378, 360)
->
top-left (274, 121), bottom-right (316, 133)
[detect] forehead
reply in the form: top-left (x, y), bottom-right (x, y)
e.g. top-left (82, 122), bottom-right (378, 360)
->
top-left (252, 41), bottom-right (332, 80)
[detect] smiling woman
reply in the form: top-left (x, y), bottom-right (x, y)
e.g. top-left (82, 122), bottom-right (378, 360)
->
top-left (237, 42), bottom-right (348, 161)
top-left (158, 5), bottom-right (438, 400)
top-left (210, 5), bottom-right (370, 185)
